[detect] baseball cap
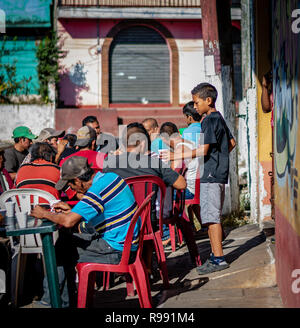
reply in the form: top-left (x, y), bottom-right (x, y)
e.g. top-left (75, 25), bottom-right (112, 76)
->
top-left (55, 156), bottom-right (91, 190)
top-left (75, 126), bottom-right (96, 147)
top-left (36, 128), bottom-right (65, 142)
top-left (12, 126), bottom-right (37, 140)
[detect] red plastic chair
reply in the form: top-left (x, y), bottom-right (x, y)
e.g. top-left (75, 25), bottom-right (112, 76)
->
top-left (124, 175), bottom-right (169, 289)
top-left (76, 191), bottom-right (154, 308)
top-left (167, 164), bottom-right (189, 250)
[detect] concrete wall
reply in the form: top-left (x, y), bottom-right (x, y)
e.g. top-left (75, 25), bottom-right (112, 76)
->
top-left (0, 104), bottom-right (55, 142)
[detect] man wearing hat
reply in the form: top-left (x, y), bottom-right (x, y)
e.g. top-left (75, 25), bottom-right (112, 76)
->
top-left (30, 156), bottom-right (140, 307)
top-left (4, 126), bottom-right (37, 180)
top-left (36, 128), bottom-right (65, 150)
top-left (59, 125), bottom-right (106, 171)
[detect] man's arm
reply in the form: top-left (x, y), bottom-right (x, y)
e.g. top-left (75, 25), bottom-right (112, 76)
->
top-left (172, 174), bottom-right (187, 190)
top-left (161, 144), bottom-right (209, 162)
top-left (31, 203), bottom-right (82, 228)
top-left (9, 172), bottom-right (16, 181)
top-left (261, 74), bottom-right (272, 113)
top-left (228, 137), bottom-right (236, 153)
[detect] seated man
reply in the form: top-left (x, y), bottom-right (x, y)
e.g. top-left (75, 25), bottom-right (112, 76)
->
top-left (36, 128), bottom-right (65, 151)
top-left (22, 127), bottom-right (66, 165)
top-left (0, 147), bottom-right (14, 194)
top-left (82, 115), bottom-right (119, 155)
top-left (4, 126), bottom-right (37, 181)
top-left (103, 122), bottom-right (186, 190)
top-left (58, 134), bottom-right (78, 162)
top-left (31, 156), bottom-right (140, 265)
top-left (14, 142), bottom-right (78, 307)
top-left (15, 142), bottom-right (75, 201)
top-left (103, 122), bottom-right (186, 272)
top-left (59, 126), bottom-right (106, 172)
top-left (142, 118), bottom-right (169, 154)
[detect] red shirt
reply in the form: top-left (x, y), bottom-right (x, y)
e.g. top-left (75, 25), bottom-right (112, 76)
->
top-left (59, 150), bottom-right (107, 171)
top-left (15, 159), bottom-right (61, 203)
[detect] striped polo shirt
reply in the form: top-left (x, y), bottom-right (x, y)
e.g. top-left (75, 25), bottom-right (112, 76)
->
top-left (72, 171), bottom-right (140, 252)
top-left (15, 159), bottom-right (76, 202)
top-left (15, 159), bottom-right (61, 202)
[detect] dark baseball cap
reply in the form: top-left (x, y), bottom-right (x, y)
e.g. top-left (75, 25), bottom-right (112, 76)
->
top-left (75, 126), bottom-right (96, 147)
top-left (55, 156), bottom-right (91, 190)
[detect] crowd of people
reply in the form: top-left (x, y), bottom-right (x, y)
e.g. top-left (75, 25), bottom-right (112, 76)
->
top-left (0, 82), bottom-right (236, 307)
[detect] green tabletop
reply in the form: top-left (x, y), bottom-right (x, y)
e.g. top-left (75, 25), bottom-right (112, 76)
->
top-left (2, 215), bottom-right (62, 308)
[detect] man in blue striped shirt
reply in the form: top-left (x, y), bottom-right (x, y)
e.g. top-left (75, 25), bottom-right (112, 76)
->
top-left (31, 156), bottom-right (140, 264)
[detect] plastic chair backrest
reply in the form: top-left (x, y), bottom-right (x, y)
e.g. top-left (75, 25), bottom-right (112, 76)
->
top-left (0, 188), bottom-right (58, 248)
top-left (120, 191), bottom-right (154, 266)
top-left (125, 175), bottom-right (166, 236)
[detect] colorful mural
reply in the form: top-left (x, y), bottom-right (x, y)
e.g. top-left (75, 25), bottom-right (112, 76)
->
top-left (272, 0), bottom-right (300, 307)
top-left (273, 0), bottom-right (300, 231)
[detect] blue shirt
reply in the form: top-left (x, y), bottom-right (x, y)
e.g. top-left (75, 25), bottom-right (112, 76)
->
top-left (151, 137), bottom-right (169, 154)
top-left (182, 122), bottom-right (202, 147)
top-left (72, 172), bottom-right (140, 252)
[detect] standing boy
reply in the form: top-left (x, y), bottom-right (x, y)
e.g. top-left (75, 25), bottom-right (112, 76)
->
top-left (192, 83), bottom-right (236, 274)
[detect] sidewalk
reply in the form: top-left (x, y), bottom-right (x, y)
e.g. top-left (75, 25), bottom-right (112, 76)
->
top-left (25, 222), bottom-right (283, 308)
top-left (91, 223), bottom-right (282, 308)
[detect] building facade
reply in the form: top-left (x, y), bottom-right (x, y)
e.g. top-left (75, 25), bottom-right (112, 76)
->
top-left (56, 0), bottom-right (242, 135)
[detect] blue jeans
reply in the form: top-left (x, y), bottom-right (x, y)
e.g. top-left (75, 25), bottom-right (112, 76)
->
top-left (162, 224), bottom-right (170, 241)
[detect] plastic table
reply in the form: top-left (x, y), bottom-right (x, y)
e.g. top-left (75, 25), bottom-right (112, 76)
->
top-left (3, 215), bottom-right (62, 308)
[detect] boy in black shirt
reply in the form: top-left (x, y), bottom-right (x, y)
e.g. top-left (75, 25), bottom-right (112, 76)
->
top-left (192, 83), bottom-right (236, 274)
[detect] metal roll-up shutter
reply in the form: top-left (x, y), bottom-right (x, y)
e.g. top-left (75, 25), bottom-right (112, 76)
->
top-left (109, 26), bottom-right (170, 104)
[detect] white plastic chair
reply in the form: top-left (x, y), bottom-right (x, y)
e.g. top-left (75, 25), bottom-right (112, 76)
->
top-left (0, 188), bottom-right (59, 306)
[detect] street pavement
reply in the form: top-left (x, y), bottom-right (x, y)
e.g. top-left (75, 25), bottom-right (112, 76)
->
top-left (23, 222), bottom-right (283, 309)
top-left (91, 222), bottom-right (282, 308)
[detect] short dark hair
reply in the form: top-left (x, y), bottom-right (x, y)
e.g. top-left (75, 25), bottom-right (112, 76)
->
top-left (159, 122), bottom-right (179, 137)
top-left (63, 134), bottom-right (77, 147)
top-left (14, 137), bottom-right (26, 144)
top-left (30, 142), bottom-right (57, 163)
top-left (82, 116), bottom-right (98, 127)
top-left (191, 83), bottom-right (218, 105)
top-left (183, 101), bottom-right (201, 122)
top-left (123, 122), bottom-right (151, 151)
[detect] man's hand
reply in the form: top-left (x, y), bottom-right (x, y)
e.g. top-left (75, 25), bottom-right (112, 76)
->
top-left (31, 205), bottom-right (48, 219)
top-left (55, 139), bottom-right (68, 164)
top-left (57, 139), bottom-right (68, 154)
top-left (159, 150), bottom-right (173, 162)
top-left (112, 148), bottom-right (123, 155)
top-left (52, 201), bottom-right (71, 214)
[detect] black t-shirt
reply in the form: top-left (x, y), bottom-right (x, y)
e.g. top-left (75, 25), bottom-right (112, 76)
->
top-left (201, 111), bottom-right (233, 184)
top-left (4, 147), bottom-right (28, 173)
top-left (58, 147), bottom-right (78, 164)
top-left (102, 152), bottom-right (179, 187)
top-left (96, 133), bottom-right (119, 154)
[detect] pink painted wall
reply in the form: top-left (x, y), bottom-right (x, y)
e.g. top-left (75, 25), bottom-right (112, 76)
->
top-left (57, 18), bottom-right (204, 107)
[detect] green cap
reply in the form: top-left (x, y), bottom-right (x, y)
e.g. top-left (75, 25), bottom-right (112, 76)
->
top-left (12, 126), bottom-right (37, 140)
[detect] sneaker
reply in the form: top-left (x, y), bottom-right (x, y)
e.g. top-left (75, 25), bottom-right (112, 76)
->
top-left (32, 300), bottom-right (51, 308)
top-left (196, 259), bottom-right (229, 275)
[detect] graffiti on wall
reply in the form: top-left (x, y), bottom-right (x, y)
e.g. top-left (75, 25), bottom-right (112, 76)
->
top-left (273, 0), bottom-right (300, 229)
